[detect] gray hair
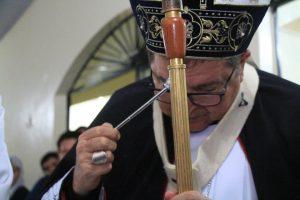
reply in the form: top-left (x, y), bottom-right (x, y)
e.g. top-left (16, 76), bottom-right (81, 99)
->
top-left (225, 54), bottom-right (242, 68)
top-left (147, 50), bottom-right (242, 68)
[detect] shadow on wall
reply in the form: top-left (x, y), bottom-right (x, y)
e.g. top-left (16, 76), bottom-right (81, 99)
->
top-left (0, 0), bottom-right (33, 41)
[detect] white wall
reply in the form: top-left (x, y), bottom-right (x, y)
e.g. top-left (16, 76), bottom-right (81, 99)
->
top-left (249, 9), bottom-right (277, 74)
top-left (0, 0), bottom-right (130, 188)
top-left (249, 4), bottom-right (300, 85)
top-left (277, 1), bottom-right (300, 84)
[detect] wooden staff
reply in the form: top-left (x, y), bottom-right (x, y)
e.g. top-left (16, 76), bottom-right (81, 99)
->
top-left (161, 0), bottom-right (193, 193)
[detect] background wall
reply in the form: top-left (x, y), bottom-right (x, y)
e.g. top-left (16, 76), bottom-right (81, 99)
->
top-left (277, 0), bottom-right (300, 84)
top-left (0, 0), bottom-right (130, 188)
top-left (249, 9), bottom-right (277, 74)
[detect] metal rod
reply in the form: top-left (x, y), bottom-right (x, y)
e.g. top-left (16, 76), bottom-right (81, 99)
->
top-left (115, 80), bottom-right (170, 130)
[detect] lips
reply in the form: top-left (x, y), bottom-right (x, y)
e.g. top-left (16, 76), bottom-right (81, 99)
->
top-left (188, 110), bottom-right (209, 120)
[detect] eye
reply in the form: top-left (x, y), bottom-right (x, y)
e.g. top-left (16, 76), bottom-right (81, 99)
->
top-left (204, 87), bottom-right (217, 92)
top-left (202, 85), bottom-right (221, 92)
top-left (206, 81), bottom-right (227, 92)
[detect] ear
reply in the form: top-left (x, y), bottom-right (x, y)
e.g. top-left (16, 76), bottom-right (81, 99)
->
top-left (238, 50), bottom-right (251, 82)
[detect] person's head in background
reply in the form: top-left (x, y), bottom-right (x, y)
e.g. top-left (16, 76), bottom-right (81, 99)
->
top-left (40, 152), bottom-right (59, 176)
top-left (57, 131), bottom-right (79, 160)
top-left (9, 156), bottom-right (25, 190)
top-left (75, 126), bottom-right (87, 135)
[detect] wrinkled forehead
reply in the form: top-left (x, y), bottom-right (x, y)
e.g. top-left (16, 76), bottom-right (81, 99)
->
top-left (151, 52), bottom-right (230, 77)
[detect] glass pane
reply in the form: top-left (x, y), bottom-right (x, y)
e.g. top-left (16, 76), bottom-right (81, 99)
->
top-left (69, 96), bottom-right (110, 131)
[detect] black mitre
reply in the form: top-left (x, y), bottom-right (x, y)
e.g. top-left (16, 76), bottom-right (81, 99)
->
top-left (130, 0), bottom-right (270, 58)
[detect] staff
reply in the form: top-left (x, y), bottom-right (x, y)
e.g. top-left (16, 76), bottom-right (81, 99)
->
top-left (161, 0), bottom-right (193, 193)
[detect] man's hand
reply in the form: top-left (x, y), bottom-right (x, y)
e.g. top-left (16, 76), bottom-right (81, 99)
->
top-left (73, 123), bottom-right (120, 195)
top-left (165, 191), bottom-right (208, 200)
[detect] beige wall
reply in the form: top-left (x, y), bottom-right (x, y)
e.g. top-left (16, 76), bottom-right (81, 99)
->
top-left (248, 9), bottom-right (277, 74)
top-left (0, 0), bottom-right (129, 188)
top-left (277, 1), bottom-right (300, 84)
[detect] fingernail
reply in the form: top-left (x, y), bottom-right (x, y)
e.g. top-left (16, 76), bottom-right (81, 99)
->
top-left (103, 122), bottom-right (112, 127)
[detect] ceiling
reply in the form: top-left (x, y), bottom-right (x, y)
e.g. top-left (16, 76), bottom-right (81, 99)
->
top-left (0, 0), bottom-right (32, 41)
top-left (0, 0), bottom-right (295, 42)
top-left (0, 0), bottom-right (296, 38)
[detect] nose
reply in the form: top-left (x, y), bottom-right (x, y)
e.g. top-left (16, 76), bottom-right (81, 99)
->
top-left (187, 99), bottom-right (199, 112)
top-left (187, 99), bottom-right (208, 115)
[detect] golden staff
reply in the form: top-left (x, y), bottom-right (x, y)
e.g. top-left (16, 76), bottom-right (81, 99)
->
top-left (161, 0), bottom-right (193, 193)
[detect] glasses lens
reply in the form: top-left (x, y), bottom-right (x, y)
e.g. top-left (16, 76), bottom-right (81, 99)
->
top-left (154, 90), bottom-right (222, 106)
top-left (189, 94), bottom-right (221, 106)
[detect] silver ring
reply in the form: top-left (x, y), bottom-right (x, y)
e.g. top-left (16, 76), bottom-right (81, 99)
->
top-left (92, 151), bottom-right (107, 165)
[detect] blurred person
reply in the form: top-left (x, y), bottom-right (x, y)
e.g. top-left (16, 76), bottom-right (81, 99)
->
top-left (26, 152), bottom-right (59, 200)
top-left (0, 96), bottom-right (13, 199)
top-left (31, 132), bottom-right (78, 199)
top-left (41, 152), bottom-right (59, 176)
top-left (9, 156), bottom-right (29, 200)
top-left (57, 131), bottom-right (79, 160)
top-left (75, 126), bottom-right (87, 135)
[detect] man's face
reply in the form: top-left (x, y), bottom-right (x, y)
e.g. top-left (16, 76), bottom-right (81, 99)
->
top-left (151, 53), bottom-right (248, 132)
top-left (58, 138), bottom-right (77, 160)
top-left (42, 157), bottom-right (59, 175)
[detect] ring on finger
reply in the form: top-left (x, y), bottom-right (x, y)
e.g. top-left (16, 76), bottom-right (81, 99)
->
top-left (92, 151), bottom-right (108, 165)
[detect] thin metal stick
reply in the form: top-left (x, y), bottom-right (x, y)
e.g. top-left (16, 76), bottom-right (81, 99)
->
top-left (115, 81), bottom-right (170, 130)
top-left (92, 82), bottom-right (170, 165)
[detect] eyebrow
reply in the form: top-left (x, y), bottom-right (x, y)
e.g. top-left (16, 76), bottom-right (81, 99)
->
top-left (152, 72), bottom-right (167, 83)
top-left (152, 71), bottom-right (224, 90)
top-left (190, 81), bottom-right (223, 91)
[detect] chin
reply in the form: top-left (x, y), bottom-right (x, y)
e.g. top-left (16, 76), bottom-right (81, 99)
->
top-left (189, 117), bottom-right (211, 133)
top-left (190, 126), bottom-right (208, 133)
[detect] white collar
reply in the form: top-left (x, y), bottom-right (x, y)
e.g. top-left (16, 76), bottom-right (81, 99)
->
top-left (153, 63), bottom-right (259, 191)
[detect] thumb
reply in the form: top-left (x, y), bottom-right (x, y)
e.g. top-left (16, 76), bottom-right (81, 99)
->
top-left (164, 191), bottom-right (177, 200)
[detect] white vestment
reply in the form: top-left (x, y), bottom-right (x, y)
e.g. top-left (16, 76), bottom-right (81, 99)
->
top-left (0, 96), bottom-right (13, 200)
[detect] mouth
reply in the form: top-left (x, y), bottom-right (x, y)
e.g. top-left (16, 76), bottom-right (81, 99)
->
top-left (188, 108), bottom-right (209, 120)
top-left (189, 113), bottom-right (208, 120)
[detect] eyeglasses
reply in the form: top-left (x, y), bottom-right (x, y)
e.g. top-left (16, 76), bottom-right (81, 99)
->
top-left (151, 67), bottom-right (236, 107)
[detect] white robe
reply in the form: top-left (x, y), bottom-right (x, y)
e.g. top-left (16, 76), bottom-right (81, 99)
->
top-left (0, 96), bottom-right (13, 200)
top-left (191, 125), bottom-right (258, 200)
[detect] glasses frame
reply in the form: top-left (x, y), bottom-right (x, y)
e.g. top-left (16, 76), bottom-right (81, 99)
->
top-left (151, 67), bottom-right (236, 107)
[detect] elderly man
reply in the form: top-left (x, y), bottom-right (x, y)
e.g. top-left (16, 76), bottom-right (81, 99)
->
top-left (42, 0), bottom-right (300, 200)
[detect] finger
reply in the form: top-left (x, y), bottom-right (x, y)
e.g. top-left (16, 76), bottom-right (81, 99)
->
top-left (102, 123), bottom-right (121, 139)
top-left (102, 122), bottom-right (113, 128)
top-left (94, 162), bottom-right (113, 175)
top-left (164, 191), bottom-right (177, 200)
top-left (105, 151), bottom-right (114, 163)
top-left (79, 124), bottom-right (120, 141)
top-left (76, 138), bottom-right (116, 157)
top-left (90, 151), bottom-right (114, 166)
top-left (85, 137), bottom-right (117, 153)
top-left (170, 191), bottom-right (203, 200)
top-left (76, 160), bottom-right (113, 178)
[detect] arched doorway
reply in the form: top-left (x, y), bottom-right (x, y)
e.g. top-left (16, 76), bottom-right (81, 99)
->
top-left (67, 9), bottom-right (149, 130)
